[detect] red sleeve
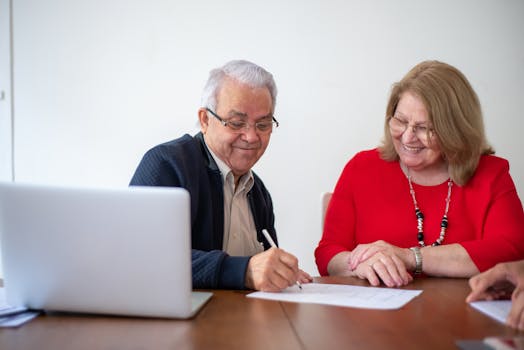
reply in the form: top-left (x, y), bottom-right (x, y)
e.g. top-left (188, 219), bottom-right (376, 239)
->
top-left (314, 156), bottom-right (358, 276)
top-left (460, 158), bottom-right (524, 272)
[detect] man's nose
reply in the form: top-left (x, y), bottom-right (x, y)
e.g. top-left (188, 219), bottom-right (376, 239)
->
top-left (240, 124), bottom-right (260, 141)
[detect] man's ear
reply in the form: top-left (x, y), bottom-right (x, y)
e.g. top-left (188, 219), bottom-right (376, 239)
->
top-left (198, 108), bottom-right (209, 133)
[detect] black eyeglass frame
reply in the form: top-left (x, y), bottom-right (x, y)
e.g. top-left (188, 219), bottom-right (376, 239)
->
top-left (205, 108), bottom-right (279, 132)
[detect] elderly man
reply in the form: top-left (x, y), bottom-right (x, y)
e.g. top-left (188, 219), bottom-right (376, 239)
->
top-left (130, 60), bottom-right (311, 291)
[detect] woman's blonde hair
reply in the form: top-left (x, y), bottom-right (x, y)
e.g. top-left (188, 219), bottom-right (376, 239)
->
top-left (379, 60), bottom-right (494, 186)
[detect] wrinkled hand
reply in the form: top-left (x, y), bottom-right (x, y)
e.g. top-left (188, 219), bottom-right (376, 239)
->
top-left (349, 240), bottom-right (413, 287)
top-left (467, 261), bottom-right (524, 330)
top-left (245, 248), bottom-right (309, 292)
top-left (298, 269), bottom-right (313, 284)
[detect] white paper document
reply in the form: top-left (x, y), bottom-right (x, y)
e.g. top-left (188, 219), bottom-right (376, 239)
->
top-left (0, 311), bottom-right (40, 327)
top-left (0, 287), bottom-right (40, 327)
top-left (247, 283), bottom-right (422, 310)
top-left (470, 300), bottom-right (511, 324)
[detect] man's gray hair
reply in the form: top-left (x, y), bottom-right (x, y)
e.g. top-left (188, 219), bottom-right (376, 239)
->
top-left (201, 60), bottom-right (277, 113)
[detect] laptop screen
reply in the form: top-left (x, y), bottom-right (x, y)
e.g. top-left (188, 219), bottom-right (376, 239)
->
top-left (0, 182), bottom-right (209, 318)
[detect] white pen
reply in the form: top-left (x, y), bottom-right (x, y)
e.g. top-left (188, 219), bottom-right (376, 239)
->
top-left (261, 229), bottom-right (302, 290)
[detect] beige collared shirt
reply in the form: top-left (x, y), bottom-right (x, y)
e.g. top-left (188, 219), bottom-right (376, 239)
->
top-left (206, 146), bottom-right (264, 257)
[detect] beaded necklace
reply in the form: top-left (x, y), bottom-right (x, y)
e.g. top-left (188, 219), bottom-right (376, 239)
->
top-left (406, 171), bottom-right (453, 247)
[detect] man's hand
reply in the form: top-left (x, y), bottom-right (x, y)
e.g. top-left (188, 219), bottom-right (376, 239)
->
top-left (245, 248), bottom-right (311, 291)
top-left (467, 261), bottom-right (524, 330)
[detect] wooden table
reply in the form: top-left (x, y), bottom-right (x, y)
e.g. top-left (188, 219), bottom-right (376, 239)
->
top-left (0, 276), bottom-right (518, 350)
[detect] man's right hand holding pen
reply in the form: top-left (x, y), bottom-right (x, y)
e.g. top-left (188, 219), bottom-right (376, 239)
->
top-left (245, 229), bottom-right (312, 292)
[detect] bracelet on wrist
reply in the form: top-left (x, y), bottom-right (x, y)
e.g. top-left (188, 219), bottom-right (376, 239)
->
top-left (409, 247), bottom-right (423, 275)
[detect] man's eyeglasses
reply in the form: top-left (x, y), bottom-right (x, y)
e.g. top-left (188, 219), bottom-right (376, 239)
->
top-left (388, 115), bottom-right (435, 142)
top-left (206, 108), bottom-right (279, 134)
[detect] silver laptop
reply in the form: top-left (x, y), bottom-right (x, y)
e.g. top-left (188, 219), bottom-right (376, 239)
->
top-left (0, 182), bottom-right (212, 319)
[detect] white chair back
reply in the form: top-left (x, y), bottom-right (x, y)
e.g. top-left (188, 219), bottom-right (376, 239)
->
top-left (321, 191), bottom-right (333, 231)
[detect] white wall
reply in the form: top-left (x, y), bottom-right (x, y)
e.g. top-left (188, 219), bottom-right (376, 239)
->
top-left (5, 0), bottom-right (524, 276)
top-left (0, 0), bottom-right (13, 277)
top-left (0, 0), bottom-right (12, 181)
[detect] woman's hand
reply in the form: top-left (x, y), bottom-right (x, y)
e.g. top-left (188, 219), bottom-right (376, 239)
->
top-left (349, 240), bottom-right (413, 287)
top-left (351, 250), bottom-right (413, 287)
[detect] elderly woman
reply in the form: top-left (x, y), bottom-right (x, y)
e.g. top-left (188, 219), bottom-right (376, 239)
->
top-left (315, 60), bottom-right (524, 287)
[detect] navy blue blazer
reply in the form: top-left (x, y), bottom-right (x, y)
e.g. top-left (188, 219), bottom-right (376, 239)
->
top-left (130, 132), bottom-right (277, 289)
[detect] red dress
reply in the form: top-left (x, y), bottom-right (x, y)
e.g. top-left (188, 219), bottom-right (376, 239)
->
top-left (315, 149), bottom-right (524, 276)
